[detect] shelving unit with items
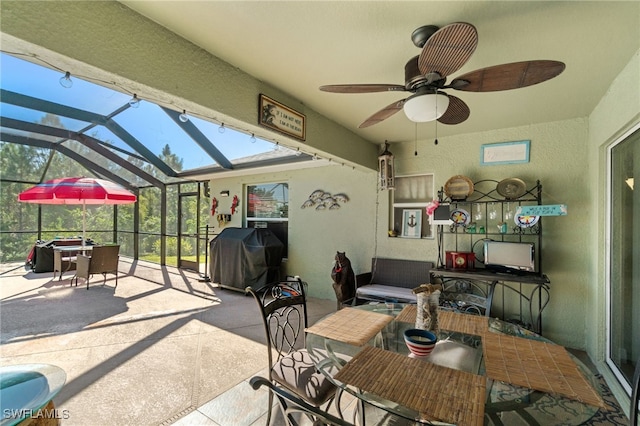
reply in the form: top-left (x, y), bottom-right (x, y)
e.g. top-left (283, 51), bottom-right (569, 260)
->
top-left (430, 178), bottom-right (550, 334)
top-left (390, 174), bottom-right (435, 239)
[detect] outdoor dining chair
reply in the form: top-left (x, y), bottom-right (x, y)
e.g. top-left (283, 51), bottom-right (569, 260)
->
top-left (246, 278), bottom-right (339, 426)
top-left (74, 245), bottom-right (120, 290)
top-left (249, 376), bottom-right (353, 426)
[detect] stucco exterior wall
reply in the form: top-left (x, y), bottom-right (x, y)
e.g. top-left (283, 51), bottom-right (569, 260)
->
top-left (207, 164), bottom-right (378, 301)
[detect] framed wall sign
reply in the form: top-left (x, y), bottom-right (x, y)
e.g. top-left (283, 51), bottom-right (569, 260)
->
top-left (481, 140), bottom-right (530, 165)
top-left (401, 209), bottom-right (422, 238)
top-left (258, 94), bottom-right (306, 141)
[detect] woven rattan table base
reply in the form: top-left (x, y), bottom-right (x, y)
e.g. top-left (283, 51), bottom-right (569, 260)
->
top-left (334, 346), bottom-right (486, 426)
top-left (305, 307), bottom-right (394, 346)
top-left (483, 333), bottom-right (608, 409)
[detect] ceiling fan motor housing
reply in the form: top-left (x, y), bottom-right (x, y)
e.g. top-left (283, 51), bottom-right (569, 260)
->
top-left (405, 56), bottom-right (445, 90)
top-left (411, 25), bottom-right (439, 48)
top-left (405, 56), bottom-right (425, 88)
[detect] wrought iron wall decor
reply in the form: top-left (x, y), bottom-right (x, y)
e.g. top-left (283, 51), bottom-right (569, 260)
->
top-left (300, 190), bottom-right (349, 211)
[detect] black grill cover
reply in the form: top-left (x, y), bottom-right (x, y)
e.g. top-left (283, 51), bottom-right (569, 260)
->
top-left (209, 227), bottom-right (284, 291)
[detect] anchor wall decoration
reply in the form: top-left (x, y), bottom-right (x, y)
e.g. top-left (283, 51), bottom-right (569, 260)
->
top-left (401, 208), bottom-right (423, 238)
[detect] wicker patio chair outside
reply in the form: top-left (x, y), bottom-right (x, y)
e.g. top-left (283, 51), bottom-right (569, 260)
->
top-left (74, 245), bottom-right (120, 290)
top-left (53, 249), bottom-right (77, 281)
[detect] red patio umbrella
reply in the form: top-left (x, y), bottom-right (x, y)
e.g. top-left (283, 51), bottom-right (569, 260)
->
top-left (18, 177), bottom-right (137, 247)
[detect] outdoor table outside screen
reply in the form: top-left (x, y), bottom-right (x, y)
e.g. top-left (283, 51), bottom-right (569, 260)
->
top-left (54, 245), bottom-right (93, 253)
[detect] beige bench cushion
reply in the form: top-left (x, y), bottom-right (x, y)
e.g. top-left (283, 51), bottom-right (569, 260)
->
top-left (356, 284), bottom-right (416, 302)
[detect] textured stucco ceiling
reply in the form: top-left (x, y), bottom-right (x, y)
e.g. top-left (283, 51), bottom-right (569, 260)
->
top-left (120, 1), bottom-right (639, 145)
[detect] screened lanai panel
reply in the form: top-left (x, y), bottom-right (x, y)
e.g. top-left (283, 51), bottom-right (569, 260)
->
top-left (0, 142), bottom-right (51, 182)
top-left (2, 52), bottom-right (305, 181)
top-left (83, 125), bottom-right (183, 184)
top-left (0, 102), bottom-right (90, 133)
top-left (60, 139), bottom-right (149, 187)
top-left (118, 204), bottom-right (135, 232)
top-left (0, 126), bottom-right (61, 144)
top-left (113, 102), bottom-right (218, 171)
top-left (166, 185), bottom-right (179, 235)
top-left (40, 152), bottom-right (103, 184)
top-left (0, 182), bottom-right (38, 232)
top-left (1, 53), bottom-right (131, 115)
top-left (185, 116), bottom-right (277, 163)
top-left (78, 125), bottom-right (145, 159)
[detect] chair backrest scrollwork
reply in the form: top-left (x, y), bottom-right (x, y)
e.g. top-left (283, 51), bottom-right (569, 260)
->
top-left (246, 277), bottom-right (307, 374)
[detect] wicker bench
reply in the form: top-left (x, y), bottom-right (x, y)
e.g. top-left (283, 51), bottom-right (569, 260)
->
top-left (352, 258), bottom-right (434, 303)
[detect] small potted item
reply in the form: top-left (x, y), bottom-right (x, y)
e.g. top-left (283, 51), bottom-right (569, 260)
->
top-left (403, 328), bottom-right (438, 358)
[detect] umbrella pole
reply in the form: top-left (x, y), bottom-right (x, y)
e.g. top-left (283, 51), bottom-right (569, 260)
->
top-left (82, 201), bottom-right (86, 251)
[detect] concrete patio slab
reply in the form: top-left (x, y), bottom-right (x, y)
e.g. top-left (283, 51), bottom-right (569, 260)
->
top-left (0, 258), bottom-right (338, 425)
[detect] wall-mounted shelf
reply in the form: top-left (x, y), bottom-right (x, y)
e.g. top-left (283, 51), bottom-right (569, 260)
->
top-left (390, 174), bottom-right (435, 239)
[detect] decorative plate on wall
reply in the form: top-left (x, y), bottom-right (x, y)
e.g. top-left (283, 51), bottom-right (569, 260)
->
top-left (450, 208), bottom-right (471, 226)
top-left (496, 178), bottom-right (527, 199)
top-left (444, 175), bottom-right (474, 200)
top-left (514, 214), bottom-right (540, 228)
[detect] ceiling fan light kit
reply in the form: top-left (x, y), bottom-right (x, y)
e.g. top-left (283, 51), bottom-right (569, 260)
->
top-left (403, 92), bottom-right (450, 122)
top-left (320, 22), bottom-right (565, 129)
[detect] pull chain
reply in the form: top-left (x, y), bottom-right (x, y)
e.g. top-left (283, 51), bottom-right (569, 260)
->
top-left (434, 94), bottom-right (439, 145)
top-left (414, 122), bottom-right (418, 156)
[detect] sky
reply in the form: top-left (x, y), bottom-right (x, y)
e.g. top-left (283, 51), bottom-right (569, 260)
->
top-left (0, 52), bottom-right (276, 171)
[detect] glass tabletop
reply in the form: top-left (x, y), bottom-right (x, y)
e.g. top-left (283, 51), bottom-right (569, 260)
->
top-left (306, 303), bottom-right (601, 425)
top-left (0, 364), bottom-right (67, 426)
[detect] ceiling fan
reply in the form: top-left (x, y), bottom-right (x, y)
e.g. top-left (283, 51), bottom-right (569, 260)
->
top-left (320, 22), bottom-right (565, 128)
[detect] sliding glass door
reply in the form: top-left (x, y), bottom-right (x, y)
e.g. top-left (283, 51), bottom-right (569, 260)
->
top-left (606, 123), bottom-right (640, 393)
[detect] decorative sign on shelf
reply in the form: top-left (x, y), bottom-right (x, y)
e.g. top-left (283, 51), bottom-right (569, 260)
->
top-left (258, 94), bottom-right (306, 141)
top-left (516, 204), bottom-right (568, 217)
top-left (481, 140), bottom-right (530, 165)
top-left (401, 209), bottom-right (422, 238)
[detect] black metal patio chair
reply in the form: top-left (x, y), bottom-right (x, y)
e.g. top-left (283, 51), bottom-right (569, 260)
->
top-left (250, 376), bottom-right (353, 426)
top-left (246, 277), bottom-right (339, 425)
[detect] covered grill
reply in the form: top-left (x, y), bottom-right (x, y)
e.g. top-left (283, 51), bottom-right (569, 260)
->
top-left (209, 227), bottom-right (284, 291)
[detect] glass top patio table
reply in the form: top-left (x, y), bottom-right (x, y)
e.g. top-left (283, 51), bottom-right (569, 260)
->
top-left (306, 303), bottom-right (602, 425)
top-left (0, 363), bottom-right (67, 426)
